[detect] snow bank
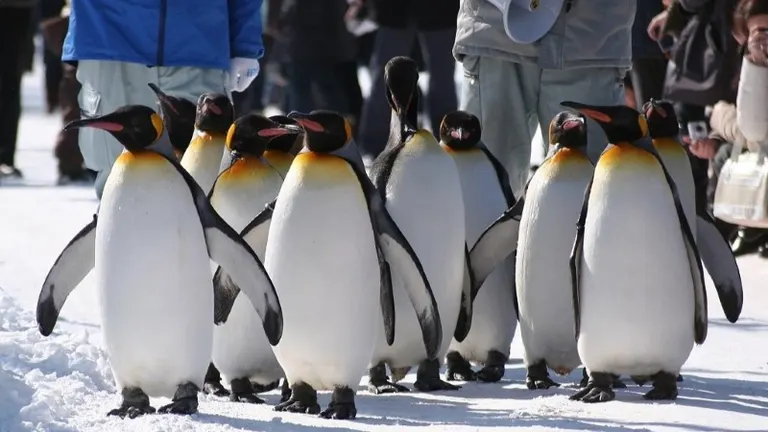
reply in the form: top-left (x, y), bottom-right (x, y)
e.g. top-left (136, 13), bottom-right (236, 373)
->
top-left (0, 292), bottom-right (114, 432)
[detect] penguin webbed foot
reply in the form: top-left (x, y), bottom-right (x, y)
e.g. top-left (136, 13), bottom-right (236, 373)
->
top-left (107, 387), bottom-right (155, 419)
top-left (319, 386), bottom-right (357, 420)
top-left (251, 379), bottom-right (281, 393)
top-left (631, 375), bottom-right (650, 387)
top-left (643, 372), bottom-right (678, 400)
top-left (476, 350), bottom-right (507, 383)
top-left (527, 361), bottom-right (560, 390)
top-left (570, 372), bottom-right (616, 403)
top-left (611, 374), bottom-right (627, 389)
top-left (414, 358), bottom-right (461, 392)
top-left (445, 351), bottom-right (477, 382)
top-left (203, 363), bottom-right (230, 397)
top-left (158, 382), bottom-right (199, 415)
top-left (677, 374), bottom-right (684, 382)
top-left (274, 382), bottom-right (320, 414)
top-left (367, 363), bottom-right (411, 394)
top-left (280, 378), bottom-right (292, 403)
top-left (229, 378), bottom-right (265, 404)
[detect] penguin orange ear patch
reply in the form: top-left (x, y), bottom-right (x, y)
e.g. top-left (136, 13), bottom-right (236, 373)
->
top-left (578, 109), bottom-right (612, 123)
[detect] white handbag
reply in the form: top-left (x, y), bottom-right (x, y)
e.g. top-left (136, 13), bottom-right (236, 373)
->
top-left (713, 138), bottom-right (768, 229)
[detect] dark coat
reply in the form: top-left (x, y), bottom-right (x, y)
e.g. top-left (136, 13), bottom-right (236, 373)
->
top-left (632, 0), bottom-right (665, 59)
top-left (280, 0), bottom-right (356, 63)
top-left (369, 0), bottom-right (459, 31)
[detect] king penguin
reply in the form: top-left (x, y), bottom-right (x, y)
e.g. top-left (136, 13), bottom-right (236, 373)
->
top-left (367, 56), bottom-right (471, 394)
top-left (148, 83), bottom-right (197, 159)
top-left (438, 111), bottom-right (519, 384)
top-left (207, 114), bottom-right (302, 404)
top-left (36, 105), bottom-right (283, 417)
top-left (512, 111), bottom-right (593, 389)
top-left (239, 110), bottom-right (439, 419)
top-left (181, 93), bottom-right (234, 193)
top-left (560, 101), bottom-right (728, 403)
top-left (644, 99), bottom-right (743, 325)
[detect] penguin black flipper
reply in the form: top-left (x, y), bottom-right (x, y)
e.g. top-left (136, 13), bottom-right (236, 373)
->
top-left (643, 147), bottom-right (708, 344)
top-left (695, 211), bottom-right (743, 323)
top-left (376, 240), bottom-right (396, 346)
top-left (346, 158), bottom-right (443, 359)
top-left (453, 244), bottom-right (476, 343)
top-left (212, 200), bottom-right (275, 324)
top-left (469, 198), bottom-right (524, 292)
top-left (570, 175), bottom-right (593, 340)
top-left (479, 145), bottom-right (517, 206)
top-left (162, 154), bottom-right (284, 346)
top-left (369, 141), bottom-right (406, 201)
top-left (36, 214), bottom-right (98, 336)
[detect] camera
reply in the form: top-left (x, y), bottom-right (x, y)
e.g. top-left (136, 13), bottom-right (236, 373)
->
top-left (687, 121), bottom-right (709, 141)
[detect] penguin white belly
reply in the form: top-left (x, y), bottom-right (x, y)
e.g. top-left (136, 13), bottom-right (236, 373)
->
top-left (267, 156), bottom-right (380, 390)
top-left (181, 134), bottom-right (226, 193)
top-left (578, 162), bottom-right (694, 376)
top-left (210, 173), bottom-right (284, 384)
top-left (97, 156), bottom-right (213, 398)
top-left (447, 151), bottom-right (516, 362)
top-left (657, 144), bottom-right (696, 235)
top-left (516, 153), bottom-right (593, 374)
top-left (372, 143), bottom-right (465, 368)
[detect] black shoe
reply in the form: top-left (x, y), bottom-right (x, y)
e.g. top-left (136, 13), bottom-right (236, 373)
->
top-left (0, 164), bottom-right (23, 178)
top-left (731, 228), bottom-right (768, 256)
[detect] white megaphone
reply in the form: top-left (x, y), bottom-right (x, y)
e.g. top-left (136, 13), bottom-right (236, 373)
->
top-left (487, 0), bottom-right (565, 44)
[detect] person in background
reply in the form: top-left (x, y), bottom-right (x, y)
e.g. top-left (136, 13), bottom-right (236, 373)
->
top-left (453, 0), bottom-right (634, 197)
top-left (39, 0), bottom-right (65, 114)
top-left (629, 1), bottom-right (669, 109)
top-left (0, 0), bottom-right (37, 181)
top-left (40, 0), bottom-right (93, 184)
top-left (271, 0), bottom-right (356, 118)
top-left (232, 1), bottom-right (271, 116)
top-left (63, 0), bottom-right (263, 199)
top-left (734, 0), bottom-right (768, 147)
top-left (357, 0), bottom-right (459, 161)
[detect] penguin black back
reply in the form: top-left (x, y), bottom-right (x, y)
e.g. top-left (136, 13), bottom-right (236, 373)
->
top-left (439, 111), bottom-right (481, 150)
top-left (560, 101), bottom-right (647, 144)
top-left (148, 83), bottom-right (196, 154)
top-left (548, 111), bottom-right (587, 149)
top-left (384, 56), bottom-right (419, 129)
top-left (643, 99), bottom-right (680, 139)
top-left (288, 110), bottom-right (352, 153)
top-left (64, 105), bottom-right (163, 152)
top-left (195, 93), bottom-right (234, 135)
top-left (268, 115), bottom-right (304, 155)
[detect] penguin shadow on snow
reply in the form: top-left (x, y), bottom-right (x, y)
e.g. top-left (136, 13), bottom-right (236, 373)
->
top-left (709, 317), bottom-right (768, 332)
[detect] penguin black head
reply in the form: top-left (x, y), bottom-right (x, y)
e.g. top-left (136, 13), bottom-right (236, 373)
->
top-left (560, 101), bottom-right (648, 144)
top-left (384, 56), bottom-right (419, 125)
top-left (288, 110), bottom-right (352, 153)
top-left (148, 83), bottom-right (196, 155)
top-left (439, 111), bottom-right (482, 150)
top-left (548, 111), bottom-right (587, 149)
top-left (268, 115), bottom-right (304, 155)
top-left (64, 105), bottom-right (162, 152)
top-left (642, 99), bottom-right (680, 139)
top-left (225, 114), bottom-right (302, 160)
top-left (195, 93), bottom-right (234, 135)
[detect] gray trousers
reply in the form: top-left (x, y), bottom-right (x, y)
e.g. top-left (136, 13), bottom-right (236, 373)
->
top-left (459, 56), bottom-right (626, 198)
top-left (76, 60), bottom-right (228, 199)
top-left (357, 26), bottom-right (458, 158)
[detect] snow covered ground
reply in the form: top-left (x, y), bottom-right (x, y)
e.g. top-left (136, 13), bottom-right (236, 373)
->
top-left (1, 52), bottom-right (767, 432)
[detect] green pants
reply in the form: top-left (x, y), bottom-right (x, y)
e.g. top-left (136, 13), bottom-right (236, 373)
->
top-left (458, 56), bottom-right (626, 198)
top-left (76, 60), bottom-right (228, 199)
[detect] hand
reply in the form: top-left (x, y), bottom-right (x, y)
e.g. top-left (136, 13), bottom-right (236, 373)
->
top-left (689, 138), bottom-right (719, 159)
top-left (228, 58), bottom-right (260, 93)
top-left (746, 29), bottom-right (768, 67)
top-left (648, 10), bottom-right (669, 41)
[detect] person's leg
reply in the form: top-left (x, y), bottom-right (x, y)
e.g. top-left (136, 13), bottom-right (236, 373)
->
top-left (419, 28), bottom-right (458, 135)
top-left (287, 60), bottom-right (317, 114)
top-left (459, 55), bottom-right (540, 198)
top-left (0, 6), bottom-right (34, 174)
top-left (539, 67), bottom-right (626, 162)
top-left (55, 63), bottom-right (89, 182)
top-left (338, 61), bottom-right (364, 126)
top-left (76, 60), bottom-right (153, 198)
top-left (630, 57), bottom-right (668, 109)
top-left (357, 26), bottom-right (418, 158)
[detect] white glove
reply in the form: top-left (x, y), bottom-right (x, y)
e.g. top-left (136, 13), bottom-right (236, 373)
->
top-left (228, 57), bottom-right (260, 93)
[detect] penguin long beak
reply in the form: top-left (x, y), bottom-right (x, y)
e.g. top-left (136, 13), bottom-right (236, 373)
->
top-left (63, 116), bottom-right (125, 132)
top-left (562, 118), bottom-right (584, 131)
top-left (560, 101), bottom-right (613, 124)
top-left (148, 83), bottom-right (180, 116)
top-left (258, 125), bottom-right (303, 138)
top-left (288, 112), bottom-right (324, 132)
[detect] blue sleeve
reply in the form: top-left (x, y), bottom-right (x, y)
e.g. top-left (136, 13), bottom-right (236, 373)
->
top-left (228, 0), bottom-right (265, 60)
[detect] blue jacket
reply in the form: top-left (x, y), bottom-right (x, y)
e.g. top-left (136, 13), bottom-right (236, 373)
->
top-left (62, 0), bottom-right (264, 70)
